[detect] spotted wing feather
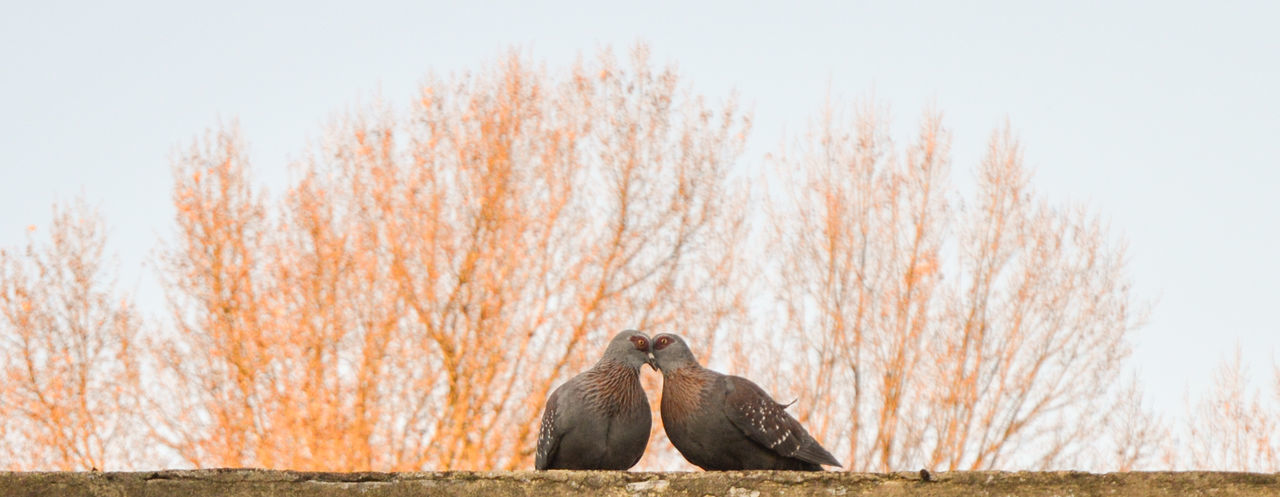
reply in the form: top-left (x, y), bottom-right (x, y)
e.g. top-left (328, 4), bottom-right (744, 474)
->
top-left (722, 376), bottom-right (842, 467)
top-left (535, 386), bottom-right (564, 470)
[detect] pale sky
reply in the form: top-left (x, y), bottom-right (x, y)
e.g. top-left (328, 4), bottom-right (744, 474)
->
top-left (2, 0), bottom-right (1278, 418)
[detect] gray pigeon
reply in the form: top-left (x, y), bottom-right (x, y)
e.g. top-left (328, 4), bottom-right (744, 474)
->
top-left (651, 333), bottom-right (842, 471)
top-left (535, 330), bottom-right (655, 470)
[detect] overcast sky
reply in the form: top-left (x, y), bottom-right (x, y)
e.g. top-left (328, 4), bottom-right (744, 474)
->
top-left (2, 0), bottom-right (1278, 416)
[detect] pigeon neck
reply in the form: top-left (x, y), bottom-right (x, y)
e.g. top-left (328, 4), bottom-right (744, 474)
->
top-left (588, 359), bottom-right (640, 379)
top-left (661, 361), bottom-right (704, 376)
top-left (594, 355), bottom-right (639, 371)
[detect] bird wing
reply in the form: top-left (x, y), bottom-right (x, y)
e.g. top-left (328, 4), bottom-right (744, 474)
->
top-left (722, 375), bottom-right (841, 467)
top-left (535, 386), bottom-right (565, 469)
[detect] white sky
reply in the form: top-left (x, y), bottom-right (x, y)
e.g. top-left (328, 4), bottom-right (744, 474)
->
top-left (2, 0), bottom-right (1278, 418)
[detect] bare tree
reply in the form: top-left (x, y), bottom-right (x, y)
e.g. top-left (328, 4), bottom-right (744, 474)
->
top-left (0, 199), bottom-right (144, 470)
top-left (1098, 376), bottom-right (1172, 471)
top-left (1185, 348), bottom-right (1280, 471)
top-left (152, 124), bottom-right (273, 467)
top-left (766, 102), bottom-right (1145, 471)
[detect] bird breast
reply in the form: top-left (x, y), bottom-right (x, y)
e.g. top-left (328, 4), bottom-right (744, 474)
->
top-left (581, 362), bottom-right (645, 416)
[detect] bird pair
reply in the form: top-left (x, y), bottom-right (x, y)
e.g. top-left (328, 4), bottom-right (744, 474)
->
top-left (535, 330), bottom-right (842, 471)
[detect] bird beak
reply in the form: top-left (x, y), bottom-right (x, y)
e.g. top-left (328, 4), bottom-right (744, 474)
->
top-left (645, 353), bottom-right (657, 371)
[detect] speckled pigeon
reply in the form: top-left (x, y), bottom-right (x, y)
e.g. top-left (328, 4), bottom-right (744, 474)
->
top-left (651, 333), bottom-right (842, 471)
top-left (535, 330), bottom-right (655, 470)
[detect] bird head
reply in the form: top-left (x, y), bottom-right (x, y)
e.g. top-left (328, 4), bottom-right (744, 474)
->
top-left (649, 333), bottom-right (700, 374)
top-left (602, 329), bottom-right (654, 371)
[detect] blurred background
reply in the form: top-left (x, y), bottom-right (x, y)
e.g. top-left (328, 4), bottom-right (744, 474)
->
top-left (1, 0), bottom-right (1277, 471)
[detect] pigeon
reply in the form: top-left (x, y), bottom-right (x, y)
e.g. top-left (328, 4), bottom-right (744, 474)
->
top-left (535, 330), bottom-right (655, 470)
top-left (650, 333), bottom-right (842, 471)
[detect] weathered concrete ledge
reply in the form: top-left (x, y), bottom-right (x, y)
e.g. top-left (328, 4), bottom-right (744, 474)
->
top-left (2, 469), bottom-right (1277, 497)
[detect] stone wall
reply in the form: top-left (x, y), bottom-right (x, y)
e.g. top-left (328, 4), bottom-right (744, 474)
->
top-left (2, 469), bottom-right (1277, 496)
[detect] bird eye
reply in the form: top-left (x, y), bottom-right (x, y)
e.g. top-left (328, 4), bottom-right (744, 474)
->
top-left (654, 336), bottom-right (670, 350)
